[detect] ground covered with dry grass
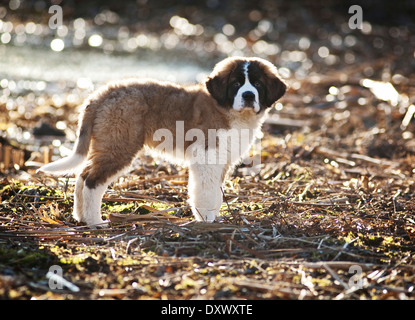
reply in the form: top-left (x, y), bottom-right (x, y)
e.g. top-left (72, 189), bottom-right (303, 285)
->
top-left (1, 0), bottom-right (415, 301)
top-left (2, 98), bottom-right (415, 300)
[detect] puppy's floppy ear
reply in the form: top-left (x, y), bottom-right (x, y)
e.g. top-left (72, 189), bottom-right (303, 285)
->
top-left (205, 57), bottom-right (237, 106)
top-left (205, 73), bottom-right (228, 106)
top-left (265, 74), bottom-right (287, 107)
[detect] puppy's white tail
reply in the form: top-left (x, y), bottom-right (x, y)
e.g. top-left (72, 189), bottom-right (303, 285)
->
top-left (37, 152), bottom-right (86, 175)
top-left (37, 103), bottom-right (95, 175)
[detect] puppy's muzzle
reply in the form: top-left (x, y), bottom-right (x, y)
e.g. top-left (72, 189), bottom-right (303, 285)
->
top-left (242, 91), bottom-right (258, 111)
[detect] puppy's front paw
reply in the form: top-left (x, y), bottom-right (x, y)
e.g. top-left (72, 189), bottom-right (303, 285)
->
top-left (84, 218), bottom-right (109, 229)
top-left (194, 208), bottom-right (219, 222)
top-left (92, 220), bottom-right (109, 229)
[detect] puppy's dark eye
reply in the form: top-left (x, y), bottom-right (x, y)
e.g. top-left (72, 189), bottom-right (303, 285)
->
top-left (233, 82), bottom-right (241, 88)
top-left (254, 81), bottom-right (262, 88)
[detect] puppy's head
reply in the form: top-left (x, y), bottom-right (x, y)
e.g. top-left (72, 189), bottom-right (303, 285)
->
top-left (205, 57), bottom-right (287, 113)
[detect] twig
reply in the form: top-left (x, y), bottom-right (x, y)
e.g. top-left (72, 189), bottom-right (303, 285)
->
top-left (222, 234), bottom-right (265, 259)
top-left (289, 197), bottom-right (350, 207)
top-left (323, 263), bottom-right (349, 290)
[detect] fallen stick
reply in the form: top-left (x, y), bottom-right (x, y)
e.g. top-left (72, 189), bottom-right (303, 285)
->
top-left (290, 197), bottom-right (350, 207)
top-left (108, 206), bottom-right (188, 223)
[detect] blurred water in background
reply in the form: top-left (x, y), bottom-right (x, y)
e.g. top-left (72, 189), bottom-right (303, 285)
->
top-left (0, 45), bottom-right (208, 85)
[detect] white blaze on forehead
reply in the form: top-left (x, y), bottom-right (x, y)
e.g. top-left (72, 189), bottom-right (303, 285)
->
top-left (232, 62), bottom-right (260, 113)
top-left (243, 61), bottom-right (250, 78)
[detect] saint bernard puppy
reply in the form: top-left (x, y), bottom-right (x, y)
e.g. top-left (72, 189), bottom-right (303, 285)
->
top-left (38, 57), bottom-right (287, 226)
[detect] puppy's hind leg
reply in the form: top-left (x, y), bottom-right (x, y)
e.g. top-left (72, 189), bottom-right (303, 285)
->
top-left (81, 179), bottom-right (112, 227)
top-left (72, 175), bottom-right (85, 222)
top-left (79, 150), bottom-right (137, 226)
top-left (77, 115), bottom-right (144, 226)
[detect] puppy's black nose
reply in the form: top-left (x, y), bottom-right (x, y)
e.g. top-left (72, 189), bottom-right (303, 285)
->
top-left (242, 91), bottom-right (255, 101)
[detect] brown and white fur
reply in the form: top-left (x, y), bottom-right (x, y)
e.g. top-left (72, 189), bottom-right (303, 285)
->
top-left (38, 57), bottom-right (287, 226)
